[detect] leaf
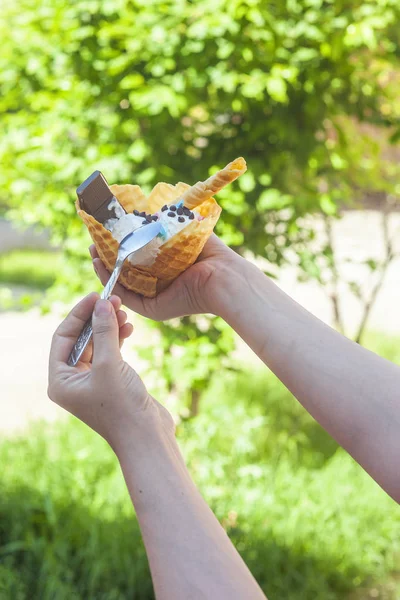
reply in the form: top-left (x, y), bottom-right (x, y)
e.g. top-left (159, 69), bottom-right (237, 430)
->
top-left (365, 259), bottom-right (378, 271)
top-left (319, 194), bottom-right (337, 216)
top-left (119, 73), bottom-right (145, 89)
top-left (348, 281), bottom-right (362, 299)
top-left (389, 128), bottom-right (400, 145)
top-left (258, 174), bottom-right (272, 186)
top-left (127, 139), bottom-right (148, 162)
top-left (238, 171), bottom-right (256, 193)
top-left (330, 153), bottom-right (346, 170)
top-left (257, 189), bottom-right (292, 211)
top-left (265, 76), bottom-right (287, 103)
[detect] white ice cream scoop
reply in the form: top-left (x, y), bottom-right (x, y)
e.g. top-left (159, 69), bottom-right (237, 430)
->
top-left (67, 221), bottom-right (164, 366)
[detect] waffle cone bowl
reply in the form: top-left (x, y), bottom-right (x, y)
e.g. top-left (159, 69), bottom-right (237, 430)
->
top-left (76, 158), bottom-right (246, 297)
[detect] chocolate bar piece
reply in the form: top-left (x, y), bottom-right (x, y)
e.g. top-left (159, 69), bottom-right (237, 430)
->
top-left (76, 170), bottom-right (126, 224)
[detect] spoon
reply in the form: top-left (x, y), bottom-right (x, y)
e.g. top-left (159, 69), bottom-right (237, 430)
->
top-left (68, 220), bottom-right (164, 366)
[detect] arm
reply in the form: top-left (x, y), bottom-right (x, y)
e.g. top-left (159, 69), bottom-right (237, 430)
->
top-left (213, 256), bottom-right (400, 503)
top-left (91, 237), bottom-right (400, 503)
top-left (48, 293), bottom-right (266, 600)
top-left (116, 425), bottom-right (264, 600)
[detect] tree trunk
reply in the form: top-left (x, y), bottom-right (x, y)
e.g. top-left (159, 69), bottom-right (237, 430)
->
top-left (189, 389), bottom-right (201, 418)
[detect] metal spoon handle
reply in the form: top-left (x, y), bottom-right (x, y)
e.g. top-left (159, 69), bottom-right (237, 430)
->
top-left (67, 319), bottom-right (95, 367)
top-left (100, 258), bottom-right (124, 300)
top-left (67, 259), bottom-right (124, 366)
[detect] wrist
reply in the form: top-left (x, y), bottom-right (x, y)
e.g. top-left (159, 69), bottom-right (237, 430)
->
top-left (113, 413), bottom-right (187, 512)
top-left (107, 395), bottom-right (176, 459)
top-left (209, 251), bottom-right (248, 318)
top-left (112, 420), bottom-right (168, 461)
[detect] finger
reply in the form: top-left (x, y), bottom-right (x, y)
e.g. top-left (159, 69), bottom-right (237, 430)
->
top-left (91, 299), bottom-right (121, 367)
top-left (119, 321), bottom-right (133, 339)
top-left (109, 295), bottom-right (122, 312)
top-left (79, 308), bottom-right (129, 365)
top-left (93, 257), bottom-right (111, 285)
top-left (119, 322), bottom-right (134, 348)
top-left (89, 244), bottom-right (99, 260)
top-left (69, 296), bottom-right (123, 366)
top-left (197, 233), bottom-right (226, 261)
top-left (50, 292), bottom-right (99, 368)
top-left (116, 309), bottom-right (127, 328)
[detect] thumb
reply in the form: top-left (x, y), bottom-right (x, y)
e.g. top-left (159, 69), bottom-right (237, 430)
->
top-left (92, 299), bottom-right (121, 366)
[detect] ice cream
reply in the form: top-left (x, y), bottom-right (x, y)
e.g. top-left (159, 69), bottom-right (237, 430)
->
top-left (75, 157), bottom-right (247, 297)
top-left (106, 197), bottom-right (126, 222)
top-left (104, 201), bottom-right (202, 267)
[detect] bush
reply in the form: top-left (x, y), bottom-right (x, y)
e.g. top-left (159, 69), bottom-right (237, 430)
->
top-left (1, 0), bottom-right (400, 396)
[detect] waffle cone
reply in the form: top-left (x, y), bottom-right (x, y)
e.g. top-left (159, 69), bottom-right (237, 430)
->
top-left (76, 158), bottom-right (246, 297)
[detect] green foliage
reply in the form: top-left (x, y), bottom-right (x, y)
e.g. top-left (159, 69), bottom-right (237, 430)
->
top-left (362, 330), bottom-right (400, 365)
top-left (0, 564), bottom-right (27, 600)
top-left (0, 365), bottom-right (399, 599)
top-left (3, 0), bottom-right (399, 231)
top-left (139, 315), bottom-right (236, 405)
top-left (1, 0), bottom-right (399, 393)
top-left (0, 250), bottom-right (61, 289)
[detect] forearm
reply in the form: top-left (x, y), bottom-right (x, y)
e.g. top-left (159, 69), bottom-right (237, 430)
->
top-left (115, 422), bottom-right (266, 600)
top-left (216, 258), bottom-right (400, 502)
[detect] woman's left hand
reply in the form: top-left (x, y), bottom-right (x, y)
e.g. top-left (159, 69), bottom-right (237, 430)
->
top-left (48, 293), bottom-right (174, 450)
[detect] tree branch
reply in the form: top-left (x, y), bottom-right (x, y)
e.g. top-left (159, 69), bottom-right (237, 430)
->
top-left (354, 210), bottom-right (397, 344)
top-left (324, 215), bottom-right (344, 334)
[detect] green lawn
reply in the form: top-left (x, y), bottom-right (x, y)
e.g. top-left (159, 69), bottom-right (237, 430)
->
top-left (0, 361), bottom-right (399, 599)
top-left (0, 249), bottom-right (61, 289)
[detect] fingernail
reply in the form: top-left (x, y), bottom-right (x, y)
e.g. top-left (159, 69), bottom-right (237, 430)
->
top-left (94, 299), bottom-right (112, 316)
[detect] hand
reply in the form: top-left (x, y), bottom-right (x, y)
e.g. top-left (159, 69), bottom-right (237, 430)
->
top-left (90, 234), bottom-right (240, 321)
top-left (48, 293), bottom-right (174, 451)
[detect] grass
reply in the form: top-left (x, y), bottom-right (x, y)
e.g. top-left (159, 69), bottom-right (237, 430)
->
top-left (0, 356), bottom-right (399, 599)
top-left (0, 249), bottom-right (61, 290)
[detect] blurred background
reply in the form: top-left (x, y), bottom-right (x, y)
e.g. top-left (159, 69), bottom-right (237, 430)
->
top-left (0, 1), bottom-right (399, 598)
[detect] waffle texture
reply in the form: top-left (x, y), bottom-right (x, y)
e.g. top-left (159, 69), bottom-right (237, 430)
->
top-left (76, 158), bottom-right (246, 297)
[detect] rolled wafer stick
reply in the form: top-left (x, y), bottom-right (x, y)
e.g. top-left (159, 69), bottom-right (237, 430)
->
top-left (180, 157), bottom-right (247, 209)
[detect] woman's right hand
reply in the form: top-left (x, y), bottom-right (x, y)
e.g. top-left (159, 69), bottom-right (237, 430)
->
top-left (90, 234), bottom-right (240, 321)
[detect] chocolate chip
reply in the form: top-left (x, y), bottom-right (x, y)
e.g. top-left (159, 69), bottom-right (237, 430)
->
top-left (177, 207), bottom-right (184, 215)
top-left (142, 220), bottom-right (148, 225)
top-left (183, 207), bottom-right (191, 215)
top-left (146, 214), bottom-right (152, 222)
top-left (167, 211), bottom-right (176, 217)
top-left (133, 209), bottom-right (140, 216)
top-left (170, 205), bottom-right (177, 211)
top-left (178, 216), bottom-right (185, 223)
top-left (189, 213), bottom-right (195, 219)
top-left (151, 214), bottom-right (158, 221)
top-left (139, 211), bottom-right (146, 217)
top-left (161, 205), bottom-right (168, 212)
